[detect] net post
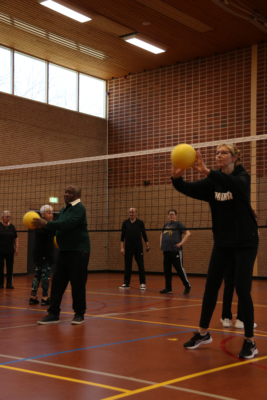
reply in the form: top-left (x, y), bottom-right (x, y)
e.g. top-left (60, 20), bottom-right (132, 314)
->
top-left (251, 44), bottom-right (258, 276)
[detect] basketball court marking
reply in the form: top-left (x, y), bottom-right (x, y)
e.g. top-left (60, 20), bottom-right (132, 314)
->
top-left (0, 303), bottom-right (267, 338)
top-left (0, 329), bottom-right (196, 366)
top-left (0, 353), bottom-right (238, 399)
top-left (100, 303), bottom-right (202, 317)
top-left (0, 364), bottom-right (130, 393)
top-left (101, 355), bottom-right (267, 400)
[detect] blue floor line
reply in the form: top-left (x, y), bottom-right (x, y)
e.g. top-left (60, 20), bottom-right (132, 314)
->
top-left (0, 329), bottom-right (195, 365)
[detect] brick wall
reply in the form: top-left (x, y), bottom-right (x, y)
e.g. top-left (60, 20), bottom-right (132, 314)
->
top-left (0, 92), bottom-right (108, 275)
top-left (108, 48), bottom-right (252, 155)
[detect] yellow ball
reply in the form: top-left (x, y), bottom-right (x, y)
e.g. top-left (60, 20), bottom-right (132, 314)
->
top-left (23, 211), bottom-right (40, 229)
top-left (54, 236), bottom-right (59, 249)
top-left (171, 143), bottom-right (196, 169)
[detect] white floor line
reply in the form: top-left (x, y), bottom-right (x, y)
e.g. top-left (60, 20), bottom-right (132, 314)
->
top-left (0, 354), bottom-right (237, 400)
top-left (99, 303), bottom-right (202, 317)
top-left (0, 324), bottom-right (37, 330)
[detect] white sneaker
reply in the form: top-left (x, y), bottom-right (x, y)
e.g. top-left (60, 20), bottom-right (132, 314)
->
top-left (119, 284), bottom-right (129, 289)
top-left (234, 319), bottom-right (257, 329)
top-left (220, 318), bottom-right (232, 327)
top-left (140, 284), bottom-right (146, 290)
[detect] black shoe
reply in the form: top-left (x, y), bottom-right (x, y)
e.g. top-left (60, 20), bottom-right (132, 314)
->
top-left (6, 284), bottom-right (14, 289)
top-left (183, 331), bottom-right (213, 349)
top-left (183, 286), bottom-right (191, 295)
top-left (37, 314), bottom-right (60, 325)
top-left (159, 288), bottom-right (172, 294)
top-left (71, 314), bottom-right (84, 325)
top-left (119, 284), bottom-right (130, 289)
top-left (238, 339), bottom-right (258, 359)
top-left (41, 298), bottom-right (50, 306)
top-left (29, 297), bottom-right (39, 305)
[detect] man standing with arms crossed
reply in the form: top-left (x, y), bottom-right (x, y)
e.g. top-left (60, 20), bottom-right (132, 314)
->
top-left (160, 209), bottom-right (191, 294)
top-left (120, 208), bottom-right (150, 290)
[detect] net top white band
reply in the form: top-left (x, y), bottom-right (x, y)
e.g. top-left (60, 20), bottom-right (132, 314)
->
top-left (1, 134), bottom-right (266, 171)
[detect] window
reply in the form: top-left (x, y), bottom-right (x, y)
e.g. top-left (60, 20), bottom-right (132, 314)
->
top-left (0, 47), bottom-right (12, 94)
top-left (79, 74), bottom-right (106, 118)
top-left (0, 45), bottom-right (106, 118)
top-left (49, 64), bottom-right (78, 111)
top-left (14, 52), bottom-right (47, 102)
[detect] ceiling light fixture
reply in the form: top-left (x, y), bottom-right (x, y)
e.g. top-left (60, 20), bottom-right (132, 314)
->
top-left (39, 0), bottom-right (91, 23)
top-left (121, 33), bottom-right (165, 54)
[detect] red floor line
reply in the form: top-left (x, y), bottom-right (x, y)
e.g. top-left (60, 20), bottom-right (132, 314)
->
top-left (220, 335), bottom-right (267, 370)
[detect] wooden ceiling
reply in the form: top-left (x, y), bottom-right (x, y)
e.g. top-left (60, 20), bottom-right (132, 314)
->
top-left (0, 0), bottom-right (267, 80)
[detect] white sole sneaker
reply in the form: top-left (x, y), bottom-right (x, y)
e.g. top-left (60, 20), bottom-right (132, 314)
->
top-left (234, 319), bottom-right (257, 329)
top-left (220, 318), bottom-right (232, 328)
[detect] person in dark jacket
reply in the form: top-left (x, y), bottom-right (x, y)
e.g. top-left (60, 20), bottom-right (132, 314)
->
top-left (34, 185), bottom-right (90, 325)
top-left (120, 208), bottom-right (150, 290)
top-left (0, 211), bottom-right (18, 289)
top-left (172, 143), bottom-right (259, 359)
top-left (29, 205), bottom-right (54, 306)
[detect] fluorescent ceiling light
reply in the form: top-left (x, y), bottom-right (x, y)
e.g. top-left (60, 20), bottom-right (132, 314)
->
top-left (40, 1), bottom-right (91, 23)
top-left (123, 35), bottom-right (165, 54)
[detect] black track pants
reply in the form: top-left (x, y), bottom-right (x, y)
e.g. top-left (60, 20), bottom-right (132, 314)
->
top-left (163, 251), bottom-right (190, 290)
top-left (124, 247), bottom-right (146, 285)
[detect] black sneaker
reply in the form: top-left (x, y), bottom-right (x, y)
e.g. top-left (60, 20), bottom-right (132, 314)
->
top-left (71, 314), bottom-right (84, 325)
top-left (41, 298), bottom-right (50, 306)
top-left (183, 331), bottom-right (213, 349)
top-left (183, 286), bottom-right (191, 295)
top-left (6, 284), bottom-right (14, 289)
top-left (29, 297), bottom-right (39, 305)
top-left (159, 288), bottom-right (172, 294)
top-left (238, 339), bottom-right (258, 359)
top-left (119, 284), bottom-right (130, 289)
top-left (37, 314), bottom-right (60, 325)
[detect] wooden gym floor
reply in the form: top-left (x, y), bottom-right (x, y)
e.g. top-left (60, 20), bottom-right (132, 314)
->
top-left (0, 273), bottom-right (267, 400)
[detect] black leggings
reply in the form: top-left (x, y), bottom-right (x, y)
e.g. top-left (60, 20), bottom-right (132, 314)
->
top-left (222, 260), bottom-right (242, 321)
top-left (200, 245), bottom-right (258, 338)
top-left (0, 252), bottom-right (14, 286)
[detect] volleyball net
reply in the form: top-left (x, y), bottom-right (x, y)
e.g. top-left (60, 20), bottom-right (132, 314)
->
top-left (1, 134), bottom-right (267, 232)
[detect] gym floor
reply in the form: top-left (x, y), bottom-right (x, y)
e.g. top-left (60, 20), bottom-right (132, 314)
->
top-left (0, 273), bottom-right (266, 400)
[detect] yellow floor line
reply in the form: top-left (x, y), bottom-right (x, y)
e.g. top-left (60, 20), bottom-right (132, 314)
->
top-left (101, 355), bottom-right (267, 400)
top-left (0, 365), bottom-right (129, 393)
top-left (1, 305), bottom-right (267, 338)
top-left (85, 314), bottom-right (267, 338)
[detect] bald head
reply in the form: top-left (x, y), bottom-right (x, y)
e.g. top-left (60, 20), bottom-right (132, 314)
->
top-left (64, 185), bottom-right (81, 204)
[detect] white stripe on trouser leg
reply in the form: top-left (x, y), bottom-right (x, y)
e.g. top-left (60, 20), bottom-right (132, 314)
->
top-left (179, 249), bottom-right (190, 286)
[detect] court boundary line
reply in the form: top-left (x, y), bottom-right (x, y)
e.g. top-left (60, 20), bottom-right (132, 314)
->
top-left (0, 354), bottom-right (238, 400)
top-left (0, 365), bottom-right (130, 393)
top-left (0, 304), bottom-right (267, 337)
top-left (101, 355), bottom-right (267, 400)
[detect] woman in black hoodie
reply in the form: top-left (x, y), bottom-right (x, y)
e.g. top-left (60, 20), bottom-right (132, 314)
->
top-left (172, 143), bottom-right (259, 359)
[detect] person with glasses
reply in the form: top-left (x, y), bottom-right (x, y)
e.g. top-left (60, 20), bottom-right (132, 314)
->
top-left (159, 209), bottom-right (191, 295)
top-left (172, 143), bottom-right (259, 359)
top-left (120, 207), bottom-right (150, 290)
top-left (0, 211), bottom-right (18, 289)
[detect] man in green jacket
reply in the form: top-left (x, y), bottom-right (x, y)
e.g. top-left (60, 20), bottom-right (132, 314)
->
top-left (35, 185), bottom-right (90, 325)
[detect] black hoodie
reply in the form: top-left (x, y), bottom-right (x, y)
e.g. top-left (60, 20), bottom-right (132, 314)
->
top-left (171, 165), bottom-right (258, 248)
